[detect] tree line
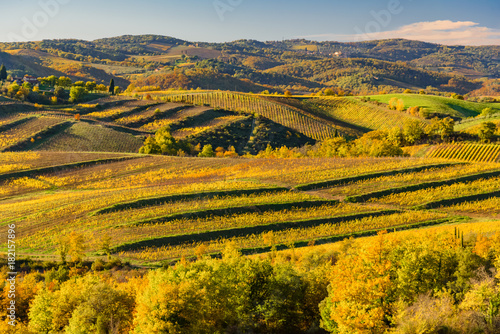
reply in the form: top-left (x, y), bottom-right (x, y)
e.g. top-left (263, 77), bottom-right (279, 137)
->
top-left (2, 227), bottom-right (500, 333)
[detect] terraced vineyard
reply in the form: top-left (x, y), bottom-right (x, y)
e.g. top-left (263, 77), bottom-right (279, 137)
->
top-left (155, 91), bottom-right (341, 140)
top-left (426, 143), bottom-right (500, 162)
top-left (1, 152), bottom-right (498, 265)
top-left (35, 122), bottom-right (144, 153)
top-left (83, 99), bottom-right (156, 120)
top-left (304, 97), bottom-right (424, 131)
top-left (114, 102), bottom-right (188, 127)
top-left (0, 95), bottom-right (314, 154)
top-left (0, 116), bottom-right (67, 151)
top-left (171, 115), bottom-right (247, 139)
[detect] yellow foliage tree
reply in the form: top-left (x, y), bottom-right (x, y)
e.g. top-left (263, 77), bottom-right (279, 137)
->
top-left (320, 232), bottom-right (393, 333)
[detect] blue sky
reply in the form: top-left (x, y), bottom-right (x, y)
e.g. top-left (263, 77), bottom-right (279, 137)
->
top-left (1, 0), bottom-right (499, 45)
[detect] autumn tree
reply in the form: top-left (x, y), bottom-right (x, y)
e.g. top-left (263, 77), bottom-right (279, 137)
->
top-left (316, 137), bottom-right (349, 157)
top-left (403, 119), bottom-right (424, 144)
top-left (320, 232), bottom-right (393, 334)
top-left (215, 146), bottom-right (225, 157)
top-left (68, 231), bottom-right (86, 263)
top-left (224, 146), bottom-right (239, 157)
top-left (396, 99), bottom-right (405, 112)
top-left (100, 234), bottom-right (112, 260)
top-left (388, 97), bottom-right (398, 110)
top-left (57, 235), bottom-right (70, 263)
top-left (96, 84), bottom-right (107, 92)
top-left (0, 273), bottom-right (42, 326)
top-left (29, 275), bottom-right (134, 333)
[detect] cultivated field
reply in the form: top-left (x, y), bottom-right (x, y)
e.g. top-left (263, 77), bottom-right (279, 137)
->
top-left (1, 152), bottom-right (498, 266)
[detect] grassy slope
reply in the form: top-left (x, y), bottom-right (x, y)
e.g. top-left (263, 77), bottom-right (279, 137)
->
top-left (455, 115), bottom-right (500, 132)
top-left (363, 94), bottom-right (500, 118)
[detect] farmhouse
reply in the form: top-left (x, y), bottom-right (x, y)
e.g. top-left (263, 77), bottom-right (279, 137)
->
top-left (23, 75), bottom-right (39, 85)
top-left (10, 76), bottom-right (23, 85)
top-left (9, 75), bottom-right (39, 86)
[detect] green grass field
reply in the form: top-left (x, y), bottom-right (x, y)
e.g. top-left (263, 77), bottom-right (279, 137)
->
top-left (363, 93), bottom-right (500, 118)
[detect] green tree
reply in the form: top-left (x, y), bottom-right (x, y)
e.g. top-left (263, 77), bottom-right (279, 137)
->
top-left (139, 127), bottom-right (186, 156)
top-left (478, 122), bottom-right (497, 142)
top-left (69, 86), bottom-right (87, 103)
top-left (155, 127), bottom-right (181, 155)
top-left (57, 76), bottom-right (72, 87)
top-left (54, 86), bottom-right (66, 99)
top-left (0, 64), bottom-right (7, 81)
top-left (109, 79), bottom-right (115, 95)
top-left (437, 117), bottom-right (455, 140)
top-left (198, 144), bottom-right (215, 157)
top-left (65, 282), bottom-right (134, 334)
top-left (85, 81), bottom-right (97, 92)
top-left (28, 288), bottom-right (54, 333)
top-left (387, 127), bottom-right (404, 146)
top-left (139, 136), bottom-right (162, 154)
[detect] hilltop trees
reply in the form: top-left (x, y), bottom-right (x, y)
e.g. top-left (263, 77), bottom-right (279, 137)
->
top-left (85, 81), bottom-right (97, 92)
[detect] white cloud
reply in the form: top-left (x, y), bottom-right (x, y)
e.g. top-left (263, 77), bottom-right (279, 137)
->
top-left (303, 20), bottom-right (500, 46)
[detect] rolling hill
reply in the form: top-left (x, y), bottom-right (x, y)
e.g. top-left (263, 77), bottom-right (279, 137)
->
top-left (1, 35), bottom-right (498, 95)
top-left (2, 35), bottom-right (500, 334)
